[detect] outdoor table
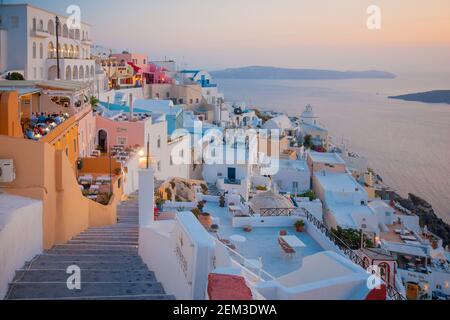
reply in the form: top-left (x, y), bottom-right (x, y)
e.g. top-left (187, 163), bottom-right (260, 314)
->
top-left (280, 235), bottom-right (306, 248)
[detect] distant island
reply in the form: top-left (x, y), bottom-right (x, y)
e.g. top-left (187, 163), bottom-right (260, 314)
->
top-left (211, 66), bottom-right (396, 80)
top-left (389, 90), bottom-right (450, 104)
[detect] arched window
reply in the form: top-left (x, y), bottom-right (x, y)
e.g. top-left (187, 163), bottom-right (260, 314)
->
top-left (70, 45), bottom-right (74, 58)
top-left (48, 20), bottom-right (55, 35)
top-left (57, 44), bottom-right (62, 57)
top-left (75, 29), bottom-right (80, 40)
top-left (32, 18), bottom-right (37, 31)
top-left (79, 66), bottom-right (84, 79)
top-left (48, 42), bottom-right (55, 58)
top-left (75, 46), bottom-right (80, 58)
top-left (39, 19), bottom-right (44, 31)
top-left (90, 66), bottom-right (95, 78)
top-left (32, 42), bottom-right (37, 59)
top-left (63, 44), bottom-right (68, 58)
top-left (39, 43), bottom-right (43, 59)
top-left (63, 24), bottom-right (69, 38)
top-left (65, 66), bottom-right (72, 80)
top-left (56, 23), bottom-right (61, 36)
top-left (69, 29), bottom-right (74, 39)
top-left (82, 30), bottom-right (85, 40)
top-left (379, 263), bottom-right (390, 284)
top-left (73, 66), bottom-right (78, 80)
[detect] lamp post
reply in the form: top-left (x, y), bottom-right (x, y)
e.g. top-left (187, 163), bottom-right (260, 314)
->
top-left (55, 16), bottom-right (61, 79)
top-left (109, 151), bottom-right (113, 196)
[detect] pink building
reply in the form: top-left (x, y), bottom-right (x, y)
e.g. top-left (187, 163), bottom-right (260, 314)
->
top-left (95, 113), bottom-right (152, 152)
top-left (111, 53), bottom-right (148, 70)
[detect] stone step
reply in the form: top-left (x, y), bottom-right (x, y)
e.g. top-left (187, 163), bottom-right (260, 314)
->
top-left (53, 244), bottom-right (138, 252)
top-left (79, 230), bottom-right (139, 235)
top-left (68, 240), bottom-right (138, 246)
top-left (32, 254), bottom-right (143, 264)
top-left (7, 282), bottom-right (165, 300)
top-left (45, 249), bottom-right (139, 256)
top-left (13, 269), bottom-right (156, 283)
top-left (22, 261), bottom-right (148, 271)
top-left (73, 235), bottom-right (138, 241)
top-left (87, 226), bottom-right (139, 230)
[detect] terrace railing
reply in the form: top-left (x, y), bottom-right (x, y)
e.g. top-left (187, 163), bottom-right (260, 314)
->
top-left (259, 208), bottom-right (297, 217)
top-left (296, 207), bottom-right (406, 301)
top-left (255, 207), bottom-right (406, 300)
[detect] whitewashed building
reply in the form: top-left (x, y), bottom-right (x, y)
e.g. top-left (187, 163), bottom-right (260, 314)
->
top-left (0, 4), bottom-right (98, 87)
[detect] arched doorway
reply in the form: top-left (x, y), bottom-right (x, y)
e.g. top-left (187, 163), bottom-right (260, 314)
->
top-left (48, 66), bottom-right (58, 80)
top-left (98, 130), bottom-right (108, 153)
top-left (65, 66), bottom-right (72, 80)
top-left (73, 66), bottom-right (78, 80)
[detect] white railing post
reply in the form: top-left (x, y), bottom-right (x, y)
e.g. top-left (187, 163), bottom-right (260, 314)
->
top-left (139, 168), bottom-right (155, 227)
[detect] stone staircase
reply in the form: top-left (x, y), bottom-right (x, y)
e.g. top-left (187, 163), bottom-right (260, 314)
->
top-left (207, 183), bottom-right (221, 196)
top-left (5, 193), bottom-right (174, 300)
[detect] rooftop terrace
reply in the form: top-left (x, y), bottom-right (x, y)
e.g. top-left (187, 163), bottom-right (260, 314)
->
top-left (204, 202), bottom-right (324, 277)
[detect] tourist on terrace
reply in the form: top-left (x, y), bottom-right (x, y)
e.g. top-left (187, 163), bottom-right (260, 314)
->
top-left (37, 113), bottom-right (47, 123)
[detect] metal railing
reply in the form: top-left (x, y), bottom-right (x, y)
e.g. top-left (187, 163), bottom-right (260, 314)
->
top-left (296, 207), bottom-right (406, 301)
top-left (213, 237), bottom-right (276, 282)
top-left (259, 208), bottom-right (297, 217)
top-left (254, 206), bottom-right (405, 300)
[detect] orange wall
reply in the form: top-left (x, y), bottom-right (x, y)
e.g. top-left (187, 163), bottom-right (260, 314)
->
top-left (79, 157), bottom-right (122, 175)
top-left (0, 91), bottom-right (23, 138)
top-left (0, 133), bottom-right (120, 250)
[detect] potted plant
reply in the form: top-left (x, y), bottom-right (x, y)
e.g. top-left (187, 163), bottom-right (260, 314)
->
top-left (219, 195), bottom-right (226, 208)
top-left (155, 198), bottom-right (165, 210)
top-left (198, 212), bottom-right (213, 230)
top-left (295, 220), bottom-right (305, 233)
top-left (197, 200), bottom-right (206, 212)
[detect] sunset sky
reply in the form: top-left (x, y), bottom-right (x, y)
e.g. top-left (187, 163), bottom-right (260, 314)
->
top-left (5, 0), bottom-right (450, 73)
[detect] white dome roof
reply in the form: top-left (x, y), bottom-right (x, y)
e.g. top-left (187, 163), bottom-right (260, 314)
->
top-left (249, 191), bottom-right (294, 214)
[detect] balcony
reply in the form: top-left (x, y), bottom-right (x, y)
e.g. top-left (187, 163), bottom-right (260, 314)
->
top-left (30, 29), bottom-right (50, 38)
top-left (224, 178), bottom-right (241, 185)
top-left (82, 38), bottom-right (93, 45)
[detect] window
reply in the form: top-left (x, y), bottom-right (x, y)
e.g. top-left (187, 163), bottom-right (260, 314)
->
top-left (166, 92), bottom-right (170, 98)
top-left (157, 137), bottom-right (161, 148)
top-left (32, 42), bottom-right (37, 59)
top-left (33, 68), bottom-right (37, 79)
top-left (189, 99), bottom-right (193, 104)
top-left (196, 98), bottom-right (199, 104)
top-left (170, 156), bottom-right (173, 166)
top-left (117, 137), bottom-right (128, 145)
top-left (293, 181), bottom-right (299, 191)
top-left (39, 43), bottom-right (43, 59)
top-left (11, 16), bottom-right (19, 28)
top-left (157, 161), bottom-right (161, 171)
top-left (40, 67), bottom-right (44, 79)
top-left (143, 59), bottom-right (146, 65)
top-left (178, 99), bottom-right (183, 104)
top-left (32, 18), bottom-right (37, 31)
